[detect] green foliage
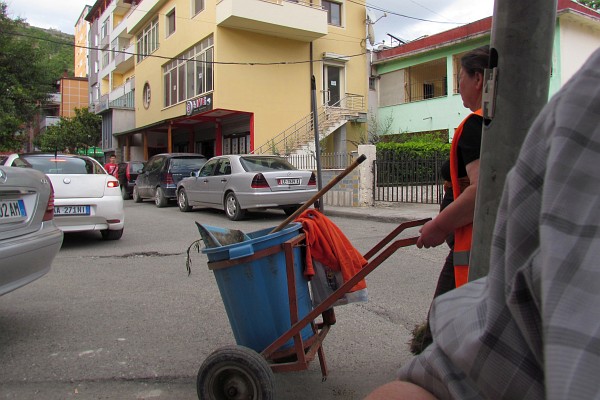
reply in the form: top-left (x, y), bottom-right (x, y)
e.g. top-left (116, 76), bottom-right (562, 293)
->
top-left (577, 0), bottom-right (599, 10)
top-left (375, 135), bottom-right (450, 185)
top-left (0, 2), bottom-right (76, 152)
top-left (36, 108), bottom-right (102, 152)
top-left (376, 141), bottom-right (450, 158)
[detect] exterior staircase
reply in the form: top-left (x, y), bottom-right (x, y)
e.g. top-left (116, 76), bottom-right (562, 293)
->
top-left (251, 93), bottom-right (365, 156)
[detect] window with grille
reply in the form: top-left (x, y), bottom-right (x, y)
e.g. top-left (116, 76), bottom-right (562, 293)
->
top-left (136, 17), bottom-right (159, 63)
top-left (405, 58), bottom-right (447, 102)
top-left (322, 0), bottom-right (342, 26)
top-left (163, 36), bottom-right (214, 108)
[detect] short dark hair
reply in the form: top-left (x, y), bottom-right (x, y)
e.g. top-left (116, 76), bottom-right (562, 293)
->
top-left (461, 45), bottom-right (490, 77)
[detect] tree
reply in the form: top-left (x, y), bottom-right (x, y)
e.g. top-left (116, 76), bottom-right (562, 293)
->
top-left (577, 0), bottom-right (599, 9)
top-left (36, 108), bottom-right (102, 153)
top-left (0, 2), bottom-right (54, 151)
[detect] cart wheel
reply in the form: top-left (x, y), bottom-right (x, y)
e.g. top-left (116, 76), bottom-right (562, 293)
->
top-left (197, 345), bottom-right (275, 400)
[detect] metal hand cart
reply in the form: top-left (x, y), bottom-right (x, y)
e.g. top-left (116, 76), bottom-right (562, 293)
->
top-left (195, 217), bottom-right (430, 400)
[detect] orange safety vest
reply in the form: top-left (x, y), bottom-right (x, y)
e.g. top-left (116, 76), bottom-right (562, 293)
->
top-left (449, 108), bottom-right (482, 287)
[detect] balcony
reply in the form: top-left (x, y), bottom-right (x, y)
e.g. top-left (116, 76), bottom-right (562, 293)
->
top-left (216, 0), bottom-right (327, 42)
top-left (114, 43), bottom-right (135, 74)
top-left (40, 116), bottom-right (60, 131)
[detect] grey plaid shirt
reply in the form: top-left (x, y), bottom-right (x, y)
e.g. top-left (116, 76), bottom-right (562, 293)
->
top-left (399, 47), bottom-right (600, 400)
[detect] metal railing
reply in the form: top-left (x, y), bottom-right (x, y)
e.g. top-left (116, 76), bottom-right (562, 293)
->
top-left (374, 153), bottom-right (447, 204)
top-left (284, 152), bottom-right (353, 170)
top-left (252, 93), bottom-right (364, 155)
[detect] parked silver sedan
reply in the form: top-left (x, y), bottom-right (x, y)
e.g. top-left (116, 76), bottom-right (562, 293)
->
top-left (0, 166), bottom-right (63, 296)
top-left (176, 155), bottom-right (317, 220)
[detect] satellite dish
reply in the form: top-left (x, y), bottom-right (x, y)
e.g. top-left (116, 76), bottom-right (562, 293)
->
top-left (367, 22), bottom-right (375, 46)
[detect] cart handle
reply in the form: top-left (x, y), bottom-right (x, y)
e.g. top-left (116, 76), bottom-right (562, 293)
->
top-left (261, 218), bottom-right (428, 360)
top-left (269, 154), bottom-right (367, 234)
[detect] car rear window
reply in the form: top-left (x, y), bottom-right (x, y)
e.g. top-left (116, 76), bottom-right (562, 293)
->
top-left (169, 157), bottom-right (207, 170)
top-left (240, 157), bottom-right (296, 172)
top-left (22, 156), bottom-right (103, 175)
top-left (130, 162), bottom-right (145, 172)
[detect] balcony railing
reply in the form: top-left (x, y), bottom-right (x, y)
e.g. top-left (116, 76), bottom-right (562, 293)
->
top-left (109, 91), bottom-right (134, 109)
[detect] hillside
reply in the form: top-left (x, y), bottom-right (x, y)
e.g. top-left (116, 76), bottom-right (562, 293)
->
top-left (15, 21), bottom-right (75, 82)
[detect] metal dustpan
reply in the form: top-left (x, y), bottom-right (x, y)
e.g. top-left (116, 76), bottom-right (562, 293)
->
top-left (195, 222), bottom-right (251, 248)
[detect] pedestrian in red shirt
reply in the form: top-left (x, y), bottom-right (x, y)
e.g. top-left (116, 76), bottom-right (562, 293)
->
top-left (104, 155), bottom-right (118, 177)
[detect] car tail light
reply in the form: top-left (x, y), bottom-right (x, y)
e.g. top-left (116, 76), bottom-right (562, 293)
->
top-left (43, 183), bottom-right (55, 221)
top-left (107, 180), bottom-right (119, 188)
top-left (308, 173), bottom-right (317, 186)
top-left (251, 173), bottom-right (270, 189)
top-left (165, 173), bottom-right (174, 185)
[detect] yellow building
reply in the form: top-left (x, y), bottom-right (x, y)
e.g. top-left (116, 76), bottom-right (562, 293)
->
top-left (87, 0), bottom-right (368, 161)
top-left (74, 5), bottom-right (91, 78)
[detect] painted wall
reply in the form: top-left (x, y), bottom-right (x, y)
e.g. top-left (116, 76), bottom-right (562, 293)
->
top-left (132, 0), bottom-right (368, 152)
top-left (376, 39), bottom-right (488, 140)
top-left (556, 15), bottom-right (600, 91)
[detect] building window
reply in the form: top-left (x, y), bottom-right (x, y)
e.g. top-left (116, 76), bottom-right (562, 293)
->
top-left (379, 58), bottom-right (448, 105)
top-left (166, 9), bottom-right (176, 37)
top-left (136, 17), bottom-right (159, 63)
top-left (101, 19), bottom-right (109, 39)
top-left (193, 0), bottom-right (204, 16)
top-left (322, 0), bottom-right (342, 26)
top-left (163, 36), bottom-right (214, 108)
top-left (102, 49), bottom-right (110, 68)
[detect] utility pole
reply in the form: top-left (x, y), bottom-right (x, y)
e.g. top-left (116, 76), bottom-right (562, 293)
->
top-left (469, 0), bottom-right (557, 280)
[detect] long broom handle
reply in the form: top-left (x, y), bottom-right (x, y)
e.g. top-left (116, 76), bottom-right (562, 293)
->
top-left (269, 154), bottom-right (367, 234)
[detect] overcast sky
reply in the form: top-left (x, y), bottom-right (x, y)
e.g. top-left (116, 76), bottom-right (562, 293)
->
top-left (6, 0), bottom-right (494, 46)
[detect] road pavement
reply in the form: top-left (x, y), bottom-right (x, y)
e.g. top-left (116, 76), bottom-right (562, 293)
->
top-left (0, 201), bottom-right (443, 400)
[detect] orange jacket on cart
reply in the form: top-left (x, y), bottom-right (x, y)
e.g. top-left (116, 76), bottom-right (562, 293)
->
top-left (295, 209), bottom-right (367, 292)
top-left (450, 108), bottom-right (483, 288)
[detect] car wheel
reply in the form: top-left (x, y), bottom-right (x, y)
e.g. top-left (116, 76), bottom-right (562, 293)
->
top-left (121, 185), bottom-right (130, 200)
top-left (178, 188), bottom-right (192, 212)
top-left (283, 206), bottom-right (300, 216)
top-left (101, 228), bottom-right (123, 241)
top-left (133, 186), bottom-right (142, 203)
top-left (155, 187), bottom-right (168, 208)
top-left (224, 192), bottom-right (246, 221)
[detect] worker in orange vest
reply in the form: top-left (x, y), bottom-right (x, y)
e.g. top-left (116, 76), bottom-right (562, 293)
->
top-left (416, 45), bottom-right (489, 288)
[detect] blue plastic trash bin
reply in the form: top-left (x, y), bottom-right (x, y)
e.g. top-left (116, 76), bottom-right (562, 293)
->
top-left (202, 222), bottom-right (314, 353)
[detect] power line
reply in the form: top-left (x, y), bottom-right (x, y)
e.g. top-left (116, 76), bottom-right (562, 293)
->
top-left (348, 0), bottom-right (469, 25)
top-left (8, 30), bottom-right (367, 66)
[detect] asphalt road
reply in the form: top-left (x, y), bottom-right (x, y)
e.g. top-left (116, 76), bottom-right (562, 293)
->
top-left (0, 201), bottom-right (447, 400)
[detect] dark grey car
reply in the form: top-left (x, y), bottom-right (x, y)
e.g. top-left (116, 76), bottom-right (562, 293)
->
top-left (133, 153), bottom-right (207, 207)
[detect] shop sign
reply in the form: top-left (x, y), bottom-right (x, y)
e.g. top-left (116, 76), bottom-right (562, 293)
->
top-left (186, 93), bottom-right (213, 116)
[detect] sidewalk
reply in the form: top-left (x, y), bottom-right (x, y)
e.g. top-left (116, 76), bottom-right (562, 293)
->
top-left (321, 203), bottom-right (439, 224)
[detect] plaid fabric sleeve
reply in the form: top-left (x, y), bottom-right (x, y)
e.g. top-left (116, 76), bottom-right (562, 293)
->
top-left (397, 48), bottom-right (600, 400)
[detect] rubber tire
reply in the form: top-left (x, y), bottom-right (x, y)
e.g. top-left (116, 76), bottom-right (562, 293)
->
top-left (224, 192), bottom-right (246, 221)
top-left (283, 206), bottom-right (300, 216)
top-left (132, 186), bottom-right (142, 203)
top-left (177, 188), bottom-right (192, 212)
top-left (154, 186), bottom-right (168, 208)
top-left (121, 185), bottom-right (130, 200)
top-left (101, 228), bottom-right (123, 241)
top-left (197, 345), bottom-right (275, 400)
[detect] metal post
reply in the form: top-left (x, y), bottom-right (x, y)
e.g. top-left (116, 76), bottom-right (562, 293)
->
top-left (311, 75), bottom-right (324, 211)
top-left (468, 0), bottom-right (557, 280)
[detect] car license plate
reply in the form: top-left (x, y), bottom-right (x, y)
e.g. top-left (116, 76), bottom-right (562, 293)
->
top-left (278, 178), bottom-right (301, 185)
top-left (0, 199), bottom-right (27, 223)
top-left (55, 205), bottom-right (90, 216)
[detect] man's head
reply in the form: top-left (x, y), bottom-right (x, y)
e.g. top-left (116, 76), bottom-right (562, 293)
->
top-left (109, 155), bottom-right (116, 162)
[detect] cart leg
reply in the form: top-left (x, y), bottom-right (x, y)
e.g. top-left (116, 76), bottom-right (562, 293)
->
top-left (322, 308), bottom-right (336, 325)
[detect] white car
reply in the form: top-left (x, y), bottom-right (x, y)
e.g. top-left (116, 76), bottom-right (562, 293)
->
top-left (4, 153), bottom-right (125, 240)
top-left (0, 166), bottom-right (63, 295)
